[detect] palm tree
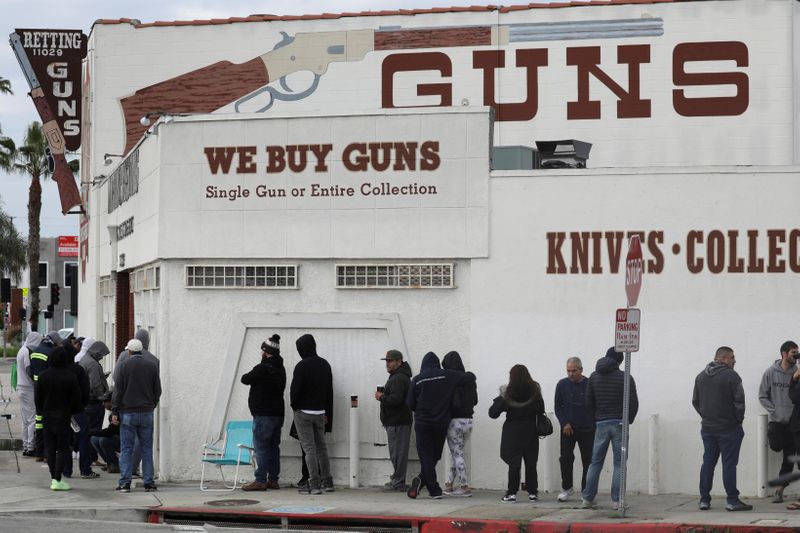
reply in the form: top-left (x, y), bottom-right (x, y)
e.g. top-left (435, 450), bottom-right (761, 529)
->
top-left (3, 122), bottom-right (50, 332)
top-left (0, 76), bottom-right (12, 169)
top-left (0, 209), bottom-right (27, 279)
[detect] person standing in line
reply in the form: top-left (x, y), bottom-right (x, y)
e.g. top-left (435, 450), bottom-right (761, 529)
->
top-left (15, 332), bottom-right (43, 456)
top-left (114, 329), bottom-right (159, 476)
top-left (290, 334), bottom-right (334, 495)
top-left (489, 364), bottom-right (545, 503)
top-left (581, 348), bottom-right (638, 510)
top-left (35, 346), bottom-right (82, 491)
top-left (406, 351), bottom-right (475, 500)
top-left (30, 332), bottom-right (61, 461)
top-left (375, 349), bottom-right (413, 492)
top-left (113, 338), bottom-right (161, 493)
top-left (79, 342), bottom-right (111, 454)
top-left (62, 341), bottom-right (92, 479)
top-left (442, 351), bottom-right (477, 497)
top-left (759, 341), bottom-right (799, 503)
top-left (554, 356), bottom-right (594, 502)
top-left (693, 346), bottom-right (751, 512)
top-left (241, 334), bottom-right (286, 491)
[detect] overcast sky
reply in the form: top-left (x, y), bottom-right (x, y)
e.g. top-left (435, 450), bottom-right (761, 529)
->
top-left (0, 0), bottom-right (477, 239)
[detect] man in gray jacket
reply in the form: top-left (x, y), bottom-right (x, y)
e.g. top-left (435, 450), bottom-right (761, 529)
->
top-left (79, 341), bottom-right (111, 434)
top-left (692, 346), bottom-right (751, 512)
top-left (758, 340), bottom-right (799, 502)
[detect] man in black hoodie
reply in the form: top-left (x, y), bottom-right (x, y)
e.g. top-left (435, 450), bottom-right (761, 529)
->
top-left (290, 334), bottom-right (334, 495)
top-left (406, 351), bottom-right (475, 499)
top-left (692, 346), bottom-right (751, 512)
top-left (35, 346), bottom-right (82, 491)
top-left (375, 349), bottom-right (413, 491)
top-left (581, 347), bottom-right (638, 510)
top-left (241, 334), bottom-right (286, 491)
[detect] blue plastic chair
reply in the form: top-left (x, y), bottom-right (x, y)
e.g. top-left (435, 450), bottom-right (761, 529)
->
top-left (200, 420), bottom-right (255, 491)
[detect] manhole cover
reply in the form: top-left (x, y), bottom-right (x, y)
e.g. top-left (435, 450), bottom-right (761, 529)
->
top-left (204, 498), bottom-right (260, 507)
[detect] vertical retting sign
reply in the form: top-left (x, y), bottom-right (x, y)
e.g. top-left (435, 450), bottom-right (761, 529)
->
top-left (9, 29), bottom-right (86, 214)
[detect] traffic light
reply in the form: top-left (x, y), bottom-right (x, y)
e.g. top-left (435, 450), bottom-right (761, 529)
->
top-left (50, 283), bottom-right (60, 306)
top-left (18, 307), bottom-right (26, 321)
top-left (0, 278), bottom-right (10, 303)
top-left (44, 304), bottom-right (54, 319)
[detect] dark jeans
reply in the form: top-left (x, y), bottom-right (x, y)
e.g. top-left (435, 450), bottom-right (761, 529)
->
top-left (43, 415), bottom-right (72, 482)
top-left (253, 415), bottom-right (283, 483)
top-left (504, 435), bottom-right (539, 495)
top-left (699, 425), bottom-right (744, 504)
top-left (414, 422), bottom-right (448, 497)
top-left (560, 428), bottom-right (594, 491)
top-left (91, 435), bottom-right (120, 466)
top-left (120, 411), bottom-right (155, 486)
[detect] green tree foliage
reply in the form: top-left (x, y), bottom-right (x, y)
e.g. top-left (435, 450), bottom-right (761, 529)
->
top-left (0, 209), bottom-right (26, 279)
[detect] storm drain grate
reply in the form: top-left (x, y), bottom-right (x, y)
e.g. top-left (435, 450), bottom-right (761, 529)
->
top-left (162, 513), bottom-right (413, 533)
top-left (204, 499), bottom-right (262, 507)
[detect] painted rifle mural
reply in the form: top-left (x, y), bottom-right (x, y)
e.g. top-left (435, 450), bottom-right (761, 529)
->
top-left (119, 18), bottom-right (664, 153)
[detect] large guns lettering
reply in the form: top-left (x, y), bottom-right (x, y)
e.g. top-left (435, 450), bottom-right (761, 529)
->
top-left (10, 32), bottom-right (83, 214)
top-left (119, 18), bottom-right (663, 153)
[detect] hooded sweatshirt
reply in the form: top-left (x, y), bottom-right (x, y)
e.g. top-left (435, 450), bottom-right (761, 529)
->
top-left (242, 353), bottom-right (286, 417)
top-left (406, 352), bottom-right (475, 426)
top-left (692, 361), bottom-right (745, 433)
top-left (115, 329), bottom-right (159, 381)
top-left (586, 356), bottom-right (638, 424)
top-left (380, 361), bottom-right (413, 426)
top-left (15, 332), bottom-right (43, 390)
top-left (758, 360), bottom-right (796, 423)
top-left (79, 341), bottom-right (110, 402)
top-left (35, 348), bottom-right (82, 419)
top-left (442, 351), bottom-right (478, 419)
top-left (289, 334), bottom-right (334, 419)
top-left (74, 337), bottom-right (95, 363)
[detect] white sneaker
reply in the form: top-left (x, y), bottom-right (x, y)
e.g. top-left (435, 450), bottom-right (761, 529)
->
top-left (612, 501), bottom-right (619, 510)
top-left (557, 488), bottom-right (574, 502)
top-left (581, 498), bottom-right (596, 509)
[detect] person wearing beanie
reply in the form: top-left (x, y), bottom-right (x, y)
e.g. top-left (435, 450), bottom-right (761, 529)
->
top-left (290, 333), bottom-right (334, 494)
top-left (112, 337), bottom-right (161, 493)
top-left (375, 349), bottom-right (413, 492)
top-left (241, 334), bottom-right (287, 491)
top-left (581, 346), bottom-right (638, 510)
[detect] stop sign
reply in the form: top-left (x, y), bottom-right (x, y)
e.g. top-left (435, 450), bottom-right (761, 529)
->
top-left (625, 235), bottom-right (643, 307)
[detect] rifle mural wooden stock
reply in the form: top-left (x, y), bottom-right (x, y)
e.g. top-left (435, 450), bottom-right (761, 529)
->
top-left (119, 26), bottom-right (497, 153)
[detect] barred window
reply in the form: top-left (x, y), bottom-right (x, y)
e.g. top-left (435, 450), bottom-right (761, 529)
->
top-left (336, 263), bottom-right (454, 289)
top-left (185, 265), bottom-right (298, 289)
top-left (131, 265), bottom-right (160, 293)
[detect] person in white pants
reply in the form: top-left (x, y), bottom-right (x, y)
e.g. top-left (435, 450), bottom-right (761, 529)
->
top-left (16, 332), bottom-right (43, 456)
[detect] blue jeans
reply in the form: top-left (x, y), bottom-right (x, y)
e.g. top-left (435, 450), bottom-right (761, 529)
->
top-left (119, 411), bottom-right (154, 486)
top-left (699, 425), bottom-right (744, 504)
top-left (582, 420), bottom-right (623, 503)
top-left (253, 415), bottom-right (283, 483)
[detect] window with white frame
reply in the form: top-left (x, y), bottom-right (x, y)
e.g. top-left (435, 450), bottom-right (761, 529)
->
top-left (335, 263), bottom-right (455, 289)
top-left (99, 276), bottom-right (115, 297)
top-left (63, 262), bottom-right (78, 287)
top-left (185, 265), bottom-right (298, 288)
top-left (131, 264), bottom-right (161, 293)
top-left (38, 262), bottom-right (48, 288)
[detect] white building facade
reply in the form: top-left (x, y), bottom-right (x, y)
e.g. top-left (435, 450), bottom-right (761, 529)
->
top-left (78, 0), bottom-right (800, 495)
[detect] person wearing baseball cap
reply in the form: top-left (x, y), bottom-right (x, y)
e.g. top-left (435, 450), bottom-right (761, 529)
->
top-left (376, 350), bottom-right (413, 491)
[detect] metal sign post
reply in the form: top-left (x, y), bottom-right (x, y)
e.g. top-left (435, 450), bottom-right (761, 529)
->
top-left (617, 236), bottom-right (643, 517)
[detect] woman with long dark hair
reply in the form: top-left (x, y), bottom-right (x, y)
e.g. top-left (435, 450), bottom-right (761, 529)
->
top-left (489, 364), bottom-right (545, 503)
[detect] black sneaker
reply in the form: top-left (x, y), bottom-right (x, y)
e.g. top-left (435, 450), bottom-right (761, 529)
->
top-left (501, 493), bottom-right (516, 503)
top-left (81, 471), bottom-right (100, 479)
top-left (407, 476), bottom-right (422, 499)
top-left (144, 483), bottom-right (158, 492)
top-left (726, 500), bottom-right (753, 512)
top-left (296, 477), bottom-right (309, 489)
top-left (321, 477), bottom-right (335, 492)
top-left (116, 483), bottom-right (131, 493)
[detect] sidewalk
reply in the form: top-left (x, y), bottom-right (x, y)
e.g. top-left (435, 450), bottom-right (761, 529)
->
top-left (1, 449), bottom-right (798, 532)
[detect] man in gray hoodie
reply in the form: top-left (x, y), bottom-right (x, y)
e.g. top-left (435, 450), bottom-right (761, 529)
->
top-left (692, 346), bottom-right (751, 512)
top-left (758, 340), bottom-right (799, 502)
top-left (79, 341), bottom-right (111, 436)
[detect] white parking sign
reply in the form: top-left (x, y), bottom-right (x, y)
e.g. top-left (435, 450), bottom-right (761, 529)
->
top-left (614, 308), bottom-right (641, 352)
